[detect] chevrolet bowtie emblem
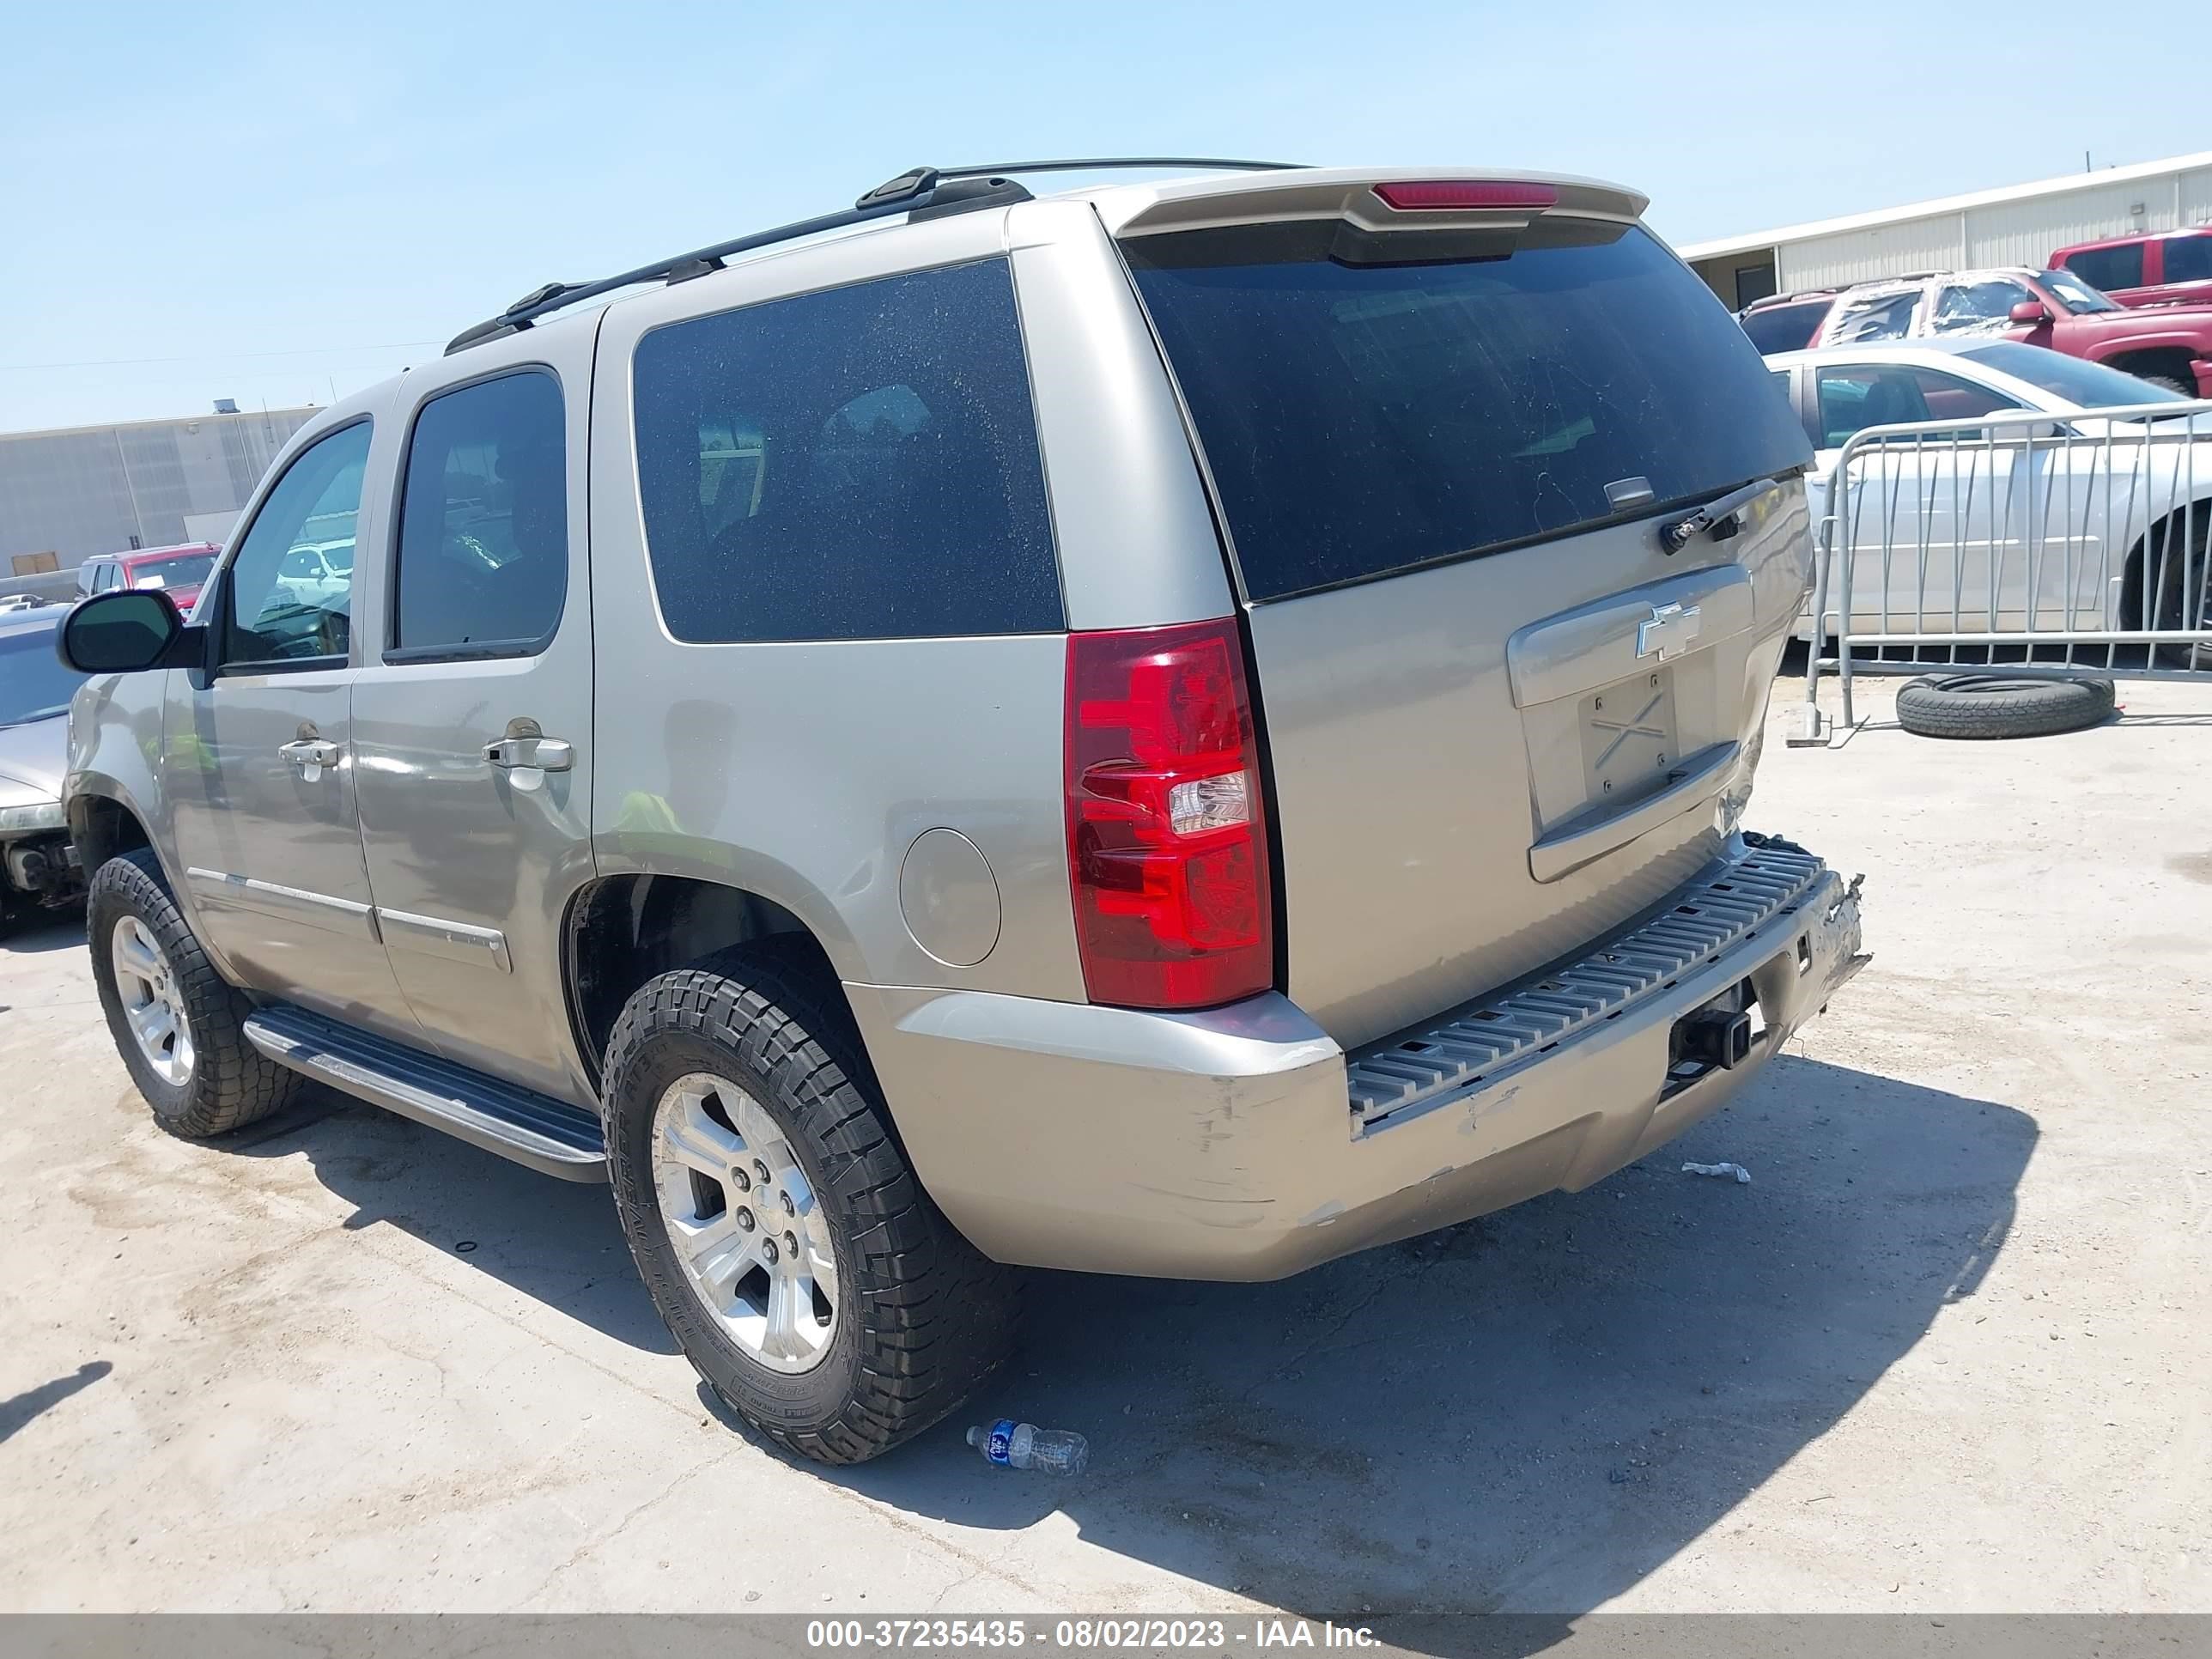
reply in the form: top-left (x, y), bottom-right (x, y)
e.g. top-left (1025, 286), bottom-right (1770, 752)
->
top-left (1635, 601), bottom-right (1701, 662)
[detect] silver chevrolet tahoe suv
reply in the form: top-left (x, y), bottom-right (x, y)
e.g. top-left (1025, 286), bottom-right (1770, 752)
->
top-left (58, 161), bottom-right (1865, 1464)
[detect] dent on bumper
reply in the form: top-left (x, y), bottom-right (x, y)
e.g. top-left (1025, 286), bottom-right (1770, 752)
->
top-left (849, 853), bottom-right (1867, 1282)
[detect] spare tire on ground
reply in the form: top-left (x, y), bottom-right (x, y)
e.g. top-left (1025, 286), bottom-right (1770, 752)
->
top-left (1893, 673), bottom-right (2116, 740)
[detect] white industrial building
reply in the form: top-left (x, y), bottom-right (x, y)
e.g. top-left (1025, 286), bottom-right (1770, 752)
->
top-left (0, 404), bottom-right (315, 580)
top-left (1680, 150), bottom-right (2212, 310)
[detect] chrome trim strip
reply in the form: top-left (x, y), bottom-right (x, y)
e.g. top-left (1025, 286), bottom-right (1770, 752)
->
top-left (185, 866), bottom-right (381, 940)
top-left (374, 906), bottom-right (514, 974)
top-left (1347, 846), bottom-right (1826, 1128)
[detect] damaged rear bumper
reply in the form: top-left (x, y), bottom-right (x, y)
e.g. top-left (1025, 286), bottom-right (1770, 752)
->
top-left (848, 837), bottom-right (1867, 1281)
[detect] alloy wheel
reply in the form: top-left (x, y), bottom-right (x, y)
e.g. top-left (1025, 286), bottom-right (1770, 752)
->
top-left (650, 1072), bottom-right (839, 1372)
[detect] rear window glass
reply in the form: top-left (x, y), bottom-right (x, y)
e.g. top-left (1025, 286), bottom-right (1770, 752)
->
top-left (632, 259), bottom-right (1061, 643)
top-left (1741, 300), bottom-right (1831, 354)
top-left (2063, 243), bottom-right (2143, 293)
top-left (1123, 220), bottom-right (1811, 601)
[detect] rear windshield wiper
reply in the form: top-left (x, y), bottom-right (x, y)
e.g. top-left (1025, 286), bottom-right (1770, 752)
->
top-left (1659, 478), bottom-right (1781, 555)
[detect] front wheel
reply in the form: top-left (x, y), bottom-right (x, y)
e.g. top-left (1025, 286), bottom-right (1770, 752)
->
top-left (602, 944), bottom-right (1018, 1464)
top-left (86, 848), bottom-right (302, 1137)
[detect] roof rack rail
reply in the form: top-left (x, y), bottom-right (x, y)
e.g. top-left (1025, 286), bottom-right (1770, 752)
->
top-left (445, 155), bottom-right (1303, 355)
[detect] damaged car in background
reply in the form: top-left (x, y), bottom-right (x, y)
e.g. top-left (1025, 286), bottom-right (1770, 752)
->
top-left (0, 609), bottom-right (87, 929)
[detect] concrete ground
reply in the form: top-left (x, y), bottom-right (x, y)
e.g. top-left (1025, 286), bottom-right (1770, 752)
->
top-left (2, 673), bottom-right (2208, 1617)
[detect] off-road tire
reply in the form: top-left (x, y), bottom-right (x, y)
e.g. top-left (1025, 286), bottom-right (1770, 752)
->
top-left (1894, 674), bottom-right (2115, 740)
top-left (86, 848), bottom-right (301, 1137)
top-left (2138, 375), bottom-right (2192, 396)
top-left (602, 942), bottom-right (1018, 1465)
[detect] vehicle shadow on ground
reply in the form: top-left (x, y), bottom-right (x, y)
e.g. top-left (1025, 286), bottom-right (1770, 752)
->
top-left (824, 1054), bottom-right (2033, 1635)
top-left (0, 909), bottom-right (87, 955)
top-left (224, 1092), bottom-right (679, 1355)
top-left (222, 1052), bottom-right (2030, 1642)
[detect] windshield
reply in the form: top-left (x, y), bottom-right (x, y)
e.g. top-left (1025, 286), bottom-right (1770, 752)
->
top-left (2041, 270), bottom-right (2121, 314)
top-left (1960, 343), bottom-right (2191, 409)
top-left (129, 551), bottom-right (216, 589)
top-left (1124, 219), bottom-right (1811, 600)
top-left (0, 626), bottom-right (87, 728)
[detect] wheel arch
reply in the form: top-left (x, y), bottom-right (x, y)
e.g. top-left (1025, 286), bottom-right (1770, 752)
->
top-left (66, 780), bottom-right (170, 890)
top-left (562, 872), bottom-right (859, 1091)
top-left (2097, 342), bottom-right (2200, 385)
top-left (2120, 498), bottom-right (2212, 627)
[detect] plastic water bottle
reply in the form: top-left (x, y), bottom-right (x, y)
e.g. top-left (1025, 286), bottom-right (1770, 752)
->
top-left (967, 1419), bottom-right (1088, 1475)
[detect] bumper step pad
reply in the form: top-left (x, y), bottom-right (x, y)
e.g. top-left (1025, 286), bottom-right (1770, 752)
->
top-left (1346, 847), bottom-right (1826, 1128)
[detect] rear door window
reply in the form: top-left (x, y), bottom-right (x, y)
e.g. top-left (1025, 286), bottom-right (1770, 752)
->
top-left (631, 258), bottom-right (1061, 643)
top-left (1122, 218), bottom-right (1810, 602)
top-left (2165, 236), bottom-right (2212, 285)
top-left (2062, 243), bottom-right (2143, 293)
top-left (392, 369), bottom-right (568, 659)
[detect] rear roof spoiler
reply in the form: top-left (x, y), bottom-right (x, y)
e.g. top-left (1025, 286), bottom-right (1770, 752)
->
top-left (1095, 167), bottom-right (1649, 240)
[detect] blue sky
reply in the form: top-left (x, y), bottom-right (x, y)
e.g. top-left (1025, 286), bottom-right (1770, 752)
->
top-left (3, 1), bottom-right (2208, 431)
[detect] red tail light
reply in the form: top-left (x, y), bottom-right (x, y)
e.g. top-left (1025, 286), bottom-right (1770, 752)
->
top-left (1065, 619), bottom-right (1274, 1010)
top-left (1372, 179), bottom-right (1559, 212)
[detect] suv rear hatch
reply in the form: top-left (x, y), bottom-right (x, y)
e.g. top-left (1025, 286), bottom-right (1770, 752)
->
top-left (1113, 172), bottom-right (1815, 1048)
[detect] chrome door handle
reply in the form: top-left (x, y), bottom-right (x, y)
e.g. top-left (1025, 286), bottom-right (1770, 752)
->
top-left (483, 735), bottom-right (574, 772)
top-left (277, 738), bottom-right (341, 775)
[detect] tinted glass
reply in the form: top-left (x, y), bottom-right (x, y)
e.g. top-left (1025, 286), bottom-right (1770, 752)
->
top-left (2164, 235), bottom-right (2212, 284)
top-left (225, 422), bottom-right (370, 665)
top-left (1814, 367), bottom-right (2021, 448)
top-left (633, 259), bottom-right (1060, 643)
top-left (1125, 220), bottom-right (1811, 601)
top-left (0, 623), bottom-right (86, 726)
top-left (1741, 300), bottom-right (1830, 354)
top-left (1930, 279), bottom-right (2033, 333)
top-left (2063, 244), bottom-right (2143, 293)
top-left (1960, 342), bottom-right (2191, 409)
top-left (394, 371), bottom-right (568, 654)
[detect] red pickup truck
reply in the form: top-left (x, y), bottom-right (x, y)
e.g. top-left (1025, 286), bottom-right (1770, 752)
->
top-left (1808, 266), bottom-right (2212, 397)
top-left (2051, 229), bottom-right (2212, 311)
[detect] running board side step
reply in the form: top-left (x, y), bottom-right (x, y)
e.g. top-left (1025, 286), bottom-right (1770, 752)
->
top-left (241, 1003), bottom-right (607, 1182)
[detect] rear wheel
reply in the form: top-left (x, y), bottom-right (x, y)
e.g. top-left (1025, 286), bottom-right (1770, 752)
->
top-left (86, 848), bottom-right (301, 1137)
top-left (602, 943), bottom-right (1018, 1464)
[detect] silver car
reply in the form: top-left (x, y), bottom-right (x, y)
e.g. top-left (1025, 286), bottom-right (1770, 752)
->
top-left (0, 611), bottom-right (88, 927)
top-left (1771, 340), bottom-right (2212, 651)
top-left (58, 161), bottom-right (1867, 1462)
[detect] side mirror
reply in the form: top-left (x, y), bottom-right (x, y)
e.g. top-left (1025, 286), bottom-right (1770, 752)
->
top-left (58, 588), bottom-right (185, 673)
top-left (2009, 300), bottom-right (2051, 325)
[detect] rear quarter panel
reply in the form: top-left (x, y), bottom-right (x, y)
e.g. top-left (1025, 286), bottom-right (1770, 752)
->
top-left (584, 208), bottom-right (1099, 1000)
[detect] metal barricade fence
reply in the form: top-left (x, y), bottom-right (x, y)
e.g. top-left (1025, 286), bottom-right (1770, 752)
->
top-left (1797, 399), bottom-right (2212, 740)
